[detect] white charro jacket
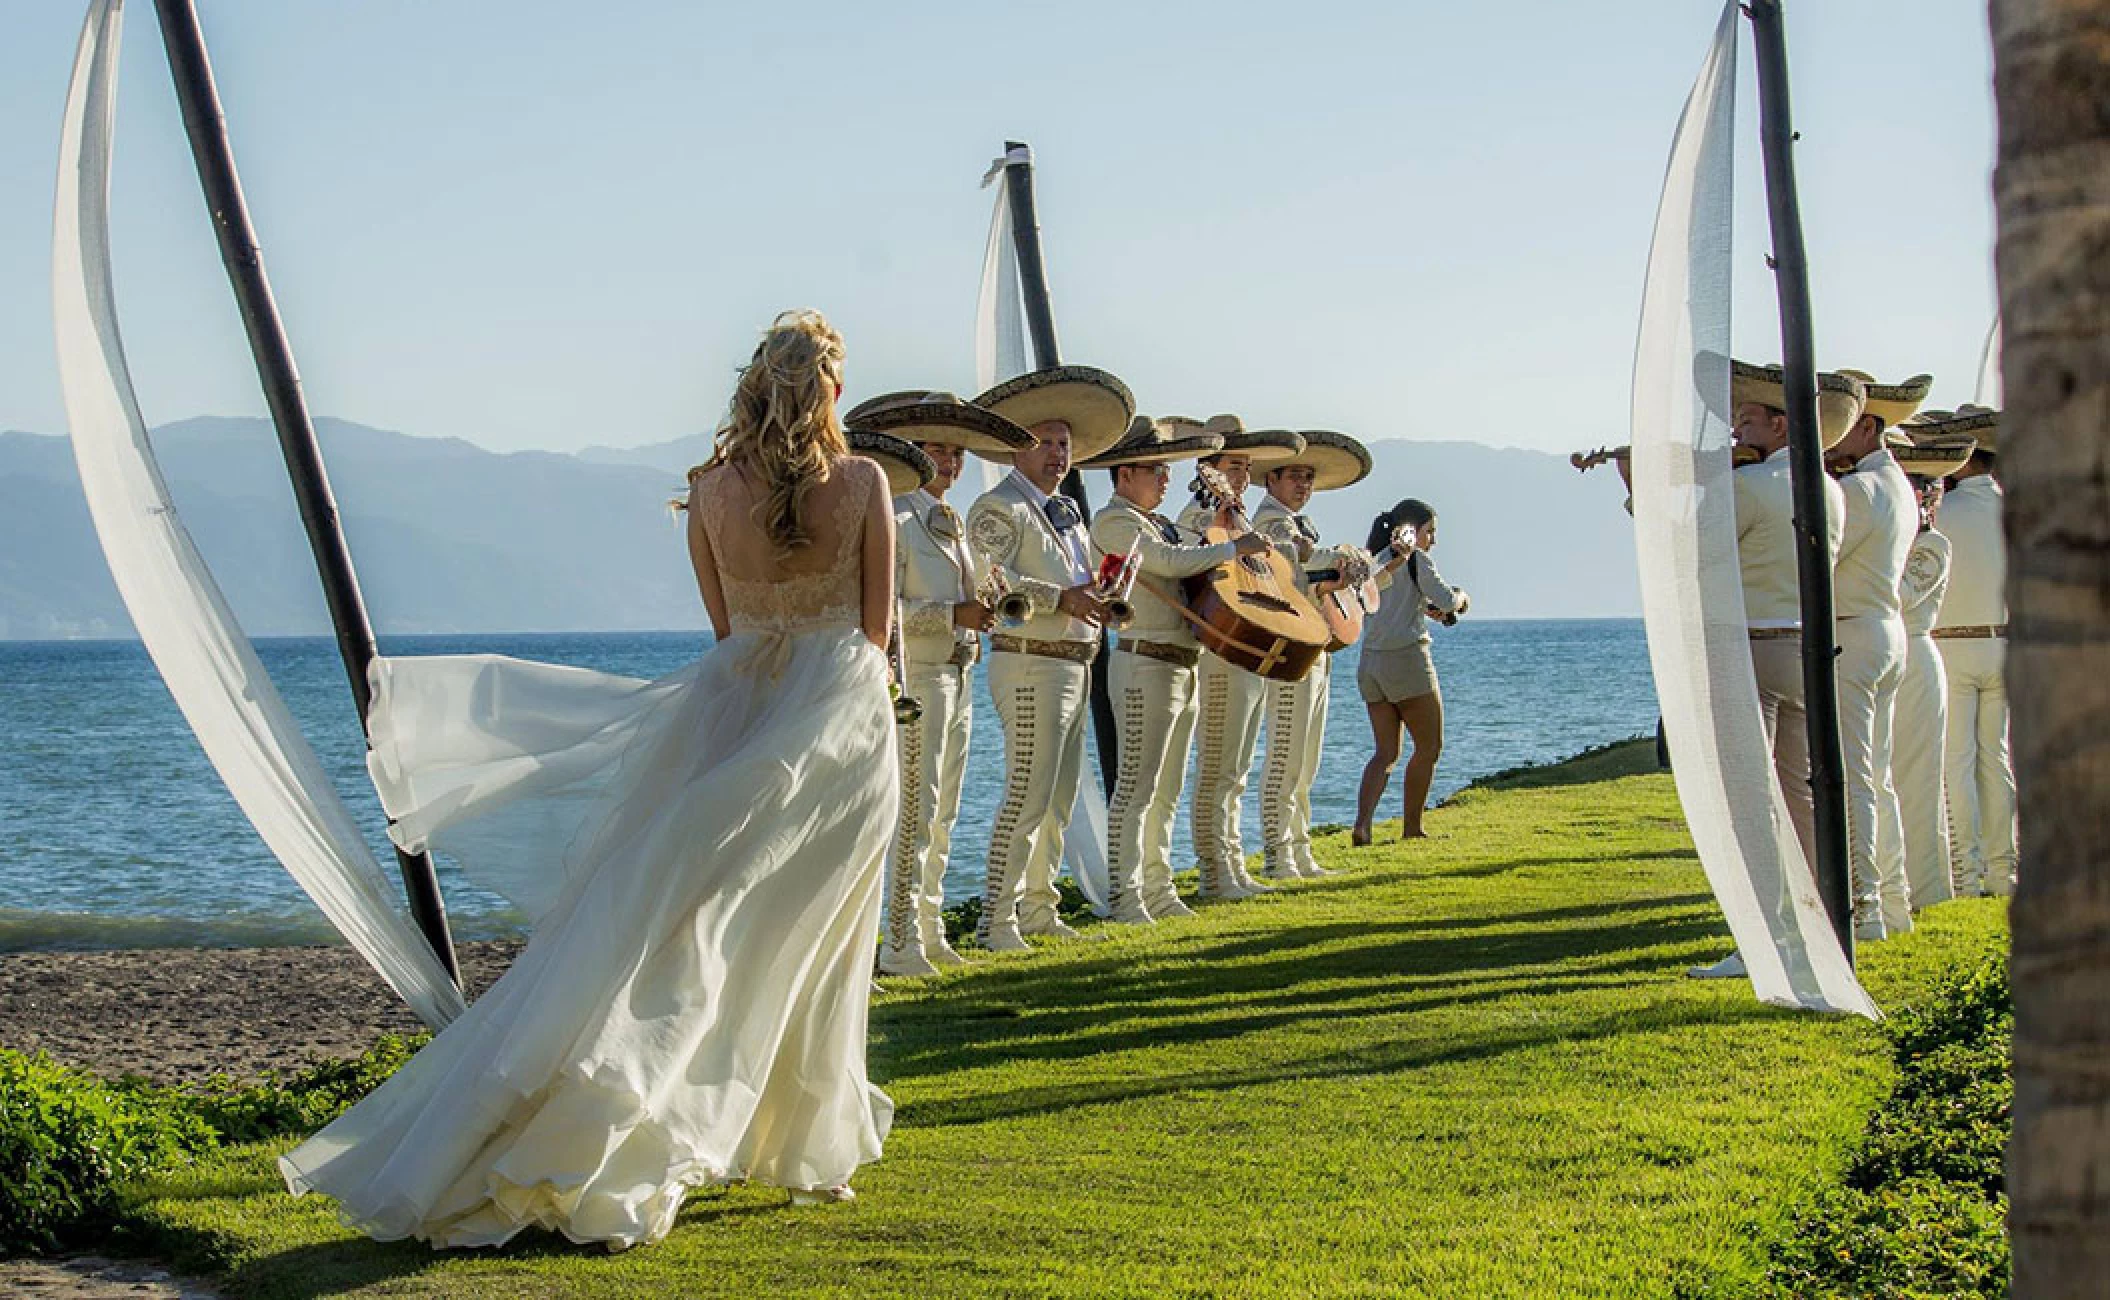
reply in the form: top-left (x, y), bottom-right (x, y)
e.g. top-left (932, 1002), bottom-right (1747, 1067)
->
top-left (1734, 447), bottom-right (1846, 626)
top-left (1089, 493), bottom-right (1238, 648)
top-left (893, 490), bottom-right (982, 668)
top-left (1834, 450), bottom-right (1917, 621)
top-left (966, 471), bottom-right (1099, 645)
top-left (1933, 475), bottom-right (2006, 630)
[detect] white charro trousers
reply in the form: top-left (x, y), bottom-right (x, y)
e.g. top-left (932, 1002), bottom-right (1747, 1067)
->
top-left (1190, 653), bottom-right (1269, 893)
top-left (1836, 616), bottom-right (1911, 938)
top-left (1892, 632), bottom-right (1953, 909)
top-left (1939, 638), bottom-right (2017, 896)
top-left (883, 660), bottom-right (972, 965)
top-left (1750, 638), bottom-right (1817, 873)
top-left (1260, 652), bottom-right (1331, 876)
top-left (1105, 650), bottom-right (1199, 921)
top-left (980, 651), bottom-right (1091, 943)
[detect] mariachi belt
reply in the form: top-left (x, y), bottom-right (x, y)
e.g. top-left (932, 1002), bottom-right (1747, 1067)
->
top-left (989, 634), bottom-right (1099, 665)
top-left (1932, 624), bottom-right (2007, 640)
top-left (1118, 638), bottom-right (1201, 668)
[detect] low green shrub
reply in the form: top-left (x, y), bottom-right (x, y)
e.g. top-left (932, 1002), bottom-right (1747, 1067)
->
top-left (0, 1034), bottom-right (425, 1259)
top-left (0, 1050), bottom-right (215, 1258)
top-left (178, 1033), bottom-right (427, 1145)
top-left (1746, 948), bottom-right (2012, 1299)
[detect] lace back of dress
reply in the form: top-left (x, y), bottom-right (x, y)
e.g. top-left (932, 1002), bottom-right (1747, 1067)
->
top-left (697, 461), bottom-right (866, 636)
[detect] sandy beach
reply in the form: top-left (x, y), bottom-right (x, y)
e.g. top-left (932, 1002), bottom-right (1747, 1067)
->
top-left (0, 940), bottom-right (520, 1085)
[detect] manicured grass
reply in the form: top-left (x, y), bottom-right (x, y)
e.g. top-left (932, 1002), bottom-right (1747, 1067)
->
top-left (119, 741), bottom-right (2008, 1299)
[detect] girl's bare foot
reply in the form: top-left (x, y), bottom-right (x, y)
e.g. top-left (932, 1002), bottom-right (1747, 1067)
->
top-left (1350, 825), bottom-right (1373, 847)
top-left (1400, 826), bottom-right (1430, 840)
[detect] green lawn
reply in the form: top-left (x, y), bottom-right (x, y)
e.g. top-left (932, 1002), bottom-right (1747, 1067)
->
top-left (122, 741), bottom-right (2008, 1299)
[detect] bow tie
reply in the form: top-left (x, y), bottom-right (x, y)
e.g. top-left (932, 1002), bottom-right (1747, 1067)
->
top-left (927, 502), bottom-right (961, 540)
top-left (1149, 513), bottom-right (1181, 545)
top-left (1292, 515), bottom-right (1320, 543)
top-left (1042, 496), bottom-right (1082, 533)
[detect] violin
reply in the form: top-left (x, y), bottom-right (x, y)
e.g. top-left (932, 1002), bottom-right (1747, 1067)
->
top-left (1571, 444), bottom-right (1764, 471)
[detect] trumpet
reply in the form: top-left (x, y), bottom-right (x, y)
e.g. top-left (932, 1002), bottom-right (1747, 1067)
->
top-left (1093, 537), bottom-right (1143, 631)
top-left (978, 569), bottom-right (1032, 629)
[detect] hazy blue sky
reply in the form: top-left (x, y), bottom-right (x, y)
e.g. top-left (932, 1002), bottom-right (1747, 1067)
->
top-left (0, 1), bottom-right (1997, 456)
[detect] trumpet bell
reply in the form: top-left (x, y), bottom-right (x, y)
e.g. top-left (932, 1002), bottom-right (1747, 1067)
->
top-left (997, 591), bottom-right (1033, 627)
top-left (1103, 598), bottom-right (1135, 631)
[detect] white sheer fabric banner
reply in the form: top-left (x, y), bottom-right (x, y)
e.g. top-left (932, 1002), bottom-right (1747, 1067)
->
top-left (1630, 2), bottom-right (1875, 1018)
top-left (972, 151), bottom-right (1029, 500)
top-left (1975, 318), bottom-right (2002, 405)
top-left (53, 0), bottom-right (466, 1030)
top-left (971, 146), bottom-right (1109, 916)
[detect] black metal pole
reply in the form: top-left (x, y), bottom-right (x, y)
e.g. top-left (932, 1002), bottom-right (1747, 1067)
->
top-left (1748, 0), bottom-right (1853, 961)
top-left (999, 142), bottom-right (1120, 795)
top-left (152, 0), bottom-right (461, 987)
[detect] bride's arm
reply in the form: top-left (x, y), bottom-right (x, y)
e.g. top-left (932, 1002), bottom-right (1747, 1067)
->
top-left (859, 460), bottom-right (896, 651)
top-left (686, 478), bottom-right (732, 642)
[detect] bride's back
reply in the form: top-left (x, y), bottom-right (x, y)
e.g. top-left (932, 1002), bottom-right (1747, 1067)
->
top-left (693, 456), bottom-right (876, 632)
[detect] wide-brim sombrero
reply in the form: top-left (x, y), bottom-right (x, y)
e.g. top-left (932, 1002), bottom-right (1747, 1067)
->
top-left (847, 430), bottom-right (936, 496)
top-left (1711, 358), bottom-right (1868, 449)
top-left (1904, 404), bottom-right (1999, 458)
top-left (971, 366), bottom-right (1135, 464)
top-left (1836, 369), bottom-right (1933, 429)
top-left (1201, 415), bottom-right (1305, 465)
top-left (1890, 418), bottom-right (1978, 479)
top-left (1082, 415), bottom-right (1226, 468)
top-left (1277, 430), bottom-right (1373, 491)
top-left (844, 390), bottom-right (1036, 456)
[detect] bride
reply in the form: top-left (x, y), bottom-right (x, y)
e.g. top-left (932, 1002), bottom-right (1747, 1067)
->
top-left (278, 310), bottom-right (899, 1249)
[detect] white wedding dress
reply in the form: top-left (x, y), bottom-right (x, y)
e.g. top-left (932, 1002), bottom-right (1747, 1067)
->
top-left (279, 461), bottom-right (898, 1250)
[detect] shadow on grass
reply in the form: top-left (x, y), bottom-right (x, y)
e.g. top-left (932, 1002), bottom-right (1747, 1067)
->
top-left (872, 896), bottom-right (1732, 1099)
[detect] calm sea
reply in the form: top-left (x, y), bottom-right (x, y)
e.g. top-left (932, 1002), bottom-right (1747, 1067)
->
top-left (0, 621), bottom-right (1657, 950)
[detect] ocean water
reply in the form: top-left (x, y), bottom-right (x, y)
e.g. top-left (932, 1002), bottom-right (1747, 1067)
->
top-left (0, 621), bottom-right (1658, 950)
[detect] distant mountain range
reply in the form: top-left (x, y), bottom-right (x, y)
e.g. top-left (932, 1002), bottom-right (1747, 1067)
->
top-left (0, 417), bottom-right (1640, 639)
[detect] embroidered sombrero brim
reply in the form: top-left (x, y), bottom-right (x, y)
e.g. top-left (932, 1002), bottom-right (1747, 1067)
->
top-left (1908, 405), bottom-right (2000, 455)
top-left (1216, 429), bottom-right (1307, 465)
top-left (972, 366), bottom-right (1136, 463)
top-left (847, 430), bottom-right (935, 496)
top-left (1278, 430), bottom-right (1373, 491)
top-left (843, 391), bottom-right (1036, 456)
top-left (1894, 431), bottom-right (1978, 480)
top-left (1837, 370), bottom-right (1933, 429)
top-left (1081, 416), bottom-right (1226, 468)
top-left (1714, 358), bottom-right (1868, 449)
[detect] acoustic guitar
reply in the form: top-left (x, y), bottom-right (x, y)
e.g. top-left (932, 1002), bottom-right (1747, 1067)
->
top-left (1183, 466), bottom-right (1331, 682)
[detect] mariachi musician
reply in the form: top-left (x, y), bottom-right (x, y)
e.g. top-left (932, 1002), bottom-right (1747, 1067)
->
top-left (1082, 417), bottom-right (1267, 923)
top-left (1887, 417), bottom-right (1978, 912)
top-left (846, 395), bottom-right (1035, 977)
top-left (965, 366), bottom-right (1135, 951)
top-left (1177, 421), bottom-right (1308, 900)
top-left (1252, 430), bottom-right (1376, 879)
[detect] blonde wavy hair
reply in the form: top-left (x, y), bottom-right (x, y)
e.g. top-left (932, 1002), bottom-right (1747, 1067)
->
top-left (684, 309), bottom-right (849, 552)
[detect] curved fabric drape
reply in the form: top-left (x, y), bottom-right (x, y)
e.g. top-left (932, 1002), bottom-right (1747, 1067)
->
top-left (1629, 2), bottom-right (1876, 1019)
top-left (52, 0), bottom-right (465, 1029)
top-left (972, 147), bottom-right (1111, 917)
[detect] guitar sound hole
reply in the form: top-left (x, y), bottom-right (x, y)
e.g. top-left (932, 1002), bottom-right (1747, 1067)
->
top-left (1236, 591), bottom-right (1297, 614)
top-left (1238, 556), bottom-right (1271, 577)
